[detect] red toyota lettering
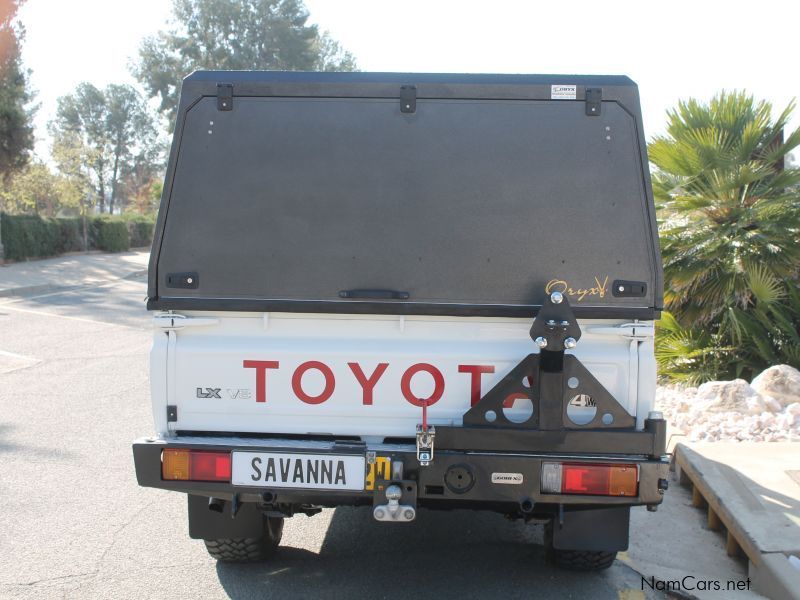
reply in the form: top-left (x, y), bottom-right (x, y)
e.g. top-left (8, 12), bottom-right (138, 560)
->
top-left (503, 392), bottom-right (529, 408)
top-left (401, 363), bottom-right (445, 407)
top-left (458, 364), bottom-right (495, 406)
top-left (292, 361), bottom-right (335, 405)
top-left (348, 362), bottom-right (389, 405)
top-left (242, 360), bottom-right (280, 403)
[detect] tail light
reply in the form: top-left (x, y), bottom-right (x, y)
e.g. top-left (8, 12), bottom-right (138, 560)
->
top-left (162, 449), bottom-right (231, 482)
top-left (541, 462), bottom-right (638, 497)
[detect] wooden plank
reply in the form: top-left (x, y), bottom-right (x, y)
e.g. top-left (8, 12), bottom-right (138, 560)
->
top-left (677, 463), bottom-right (691, 487)
top-left (726, 531), bottom-right (742, 558)
top-left (707, 506), bottom-right (723, 531)
top-left (675, 445), bottom-right (762, 566)
top-left (691, 484), bottom-right (706, 508)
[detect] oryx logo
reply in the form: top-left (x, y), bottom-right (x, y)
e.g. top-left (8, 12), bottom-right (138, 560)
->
top-left (196, 387), bottom-right (221, 399)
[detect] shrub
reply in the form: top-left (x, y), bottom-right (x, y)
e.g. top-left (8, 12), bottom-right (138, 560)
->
top-left (1, 213), bottom-right (62, 260)
top-left (57, 217), bottom-right (84, 253)
top-left (90, 216), bottom-right (130, 252)
top-left (125, 214), bottom-right (156, 248)
top-left (651, 92), bottom-right (800, 382)
top-left (1, 212), bottom-right (157, 260)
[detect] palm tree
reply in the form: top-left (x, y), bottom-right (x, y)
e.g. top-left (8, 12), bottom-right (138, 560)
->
top-left (650, 91), bottom-right (800, 381)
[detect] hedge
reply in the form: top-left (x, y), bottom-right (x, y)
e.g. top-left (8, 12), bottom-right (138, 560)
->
top-left (0, 214), bottom-right (62, 260)
top-left (0, 213), bottom-right (156, 261)
top-left (91, 217), bottom-right (130, 252)
top-left (58, 217), bottom-right (84, 253)
top-left (126, 214), bottom-right (156, 248)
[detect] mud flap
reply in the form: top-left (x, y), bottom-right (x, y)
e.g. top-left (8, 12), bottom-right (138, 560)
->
top-left (551, 506), bottom-right (630, 552)
top-left (187, 494), bottom-right (264, 540)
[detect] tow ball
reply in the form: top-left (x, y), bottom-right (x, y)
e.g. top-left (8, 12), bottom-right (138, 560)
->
top-left (373, 483), bottom-right (417, 522)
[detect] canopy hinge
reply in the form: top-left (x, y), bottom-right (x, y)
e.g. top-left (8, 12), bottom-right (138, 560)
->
top-left (400, 85), bottom-right (416, 113)
top-left (217, 83), bottom-right (233, 111)
top-left (585, 87), bottom-right (602, 116)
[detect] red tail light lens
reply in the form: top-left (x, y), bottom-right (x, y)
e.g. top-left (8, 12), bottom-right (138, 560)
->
top-left (190, 451), bottom-right (232, 482)
top-left (162, 449), bottom-right (231, 482)
top-left (541, 462), bottom-right (638, 496)
top-left (563, 464), bottom-right (611, 495)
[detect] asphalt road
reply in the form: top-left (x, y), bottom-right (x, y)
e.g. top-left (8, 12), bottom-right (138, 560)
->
top-left (0, 271), bottom-right (747, 599)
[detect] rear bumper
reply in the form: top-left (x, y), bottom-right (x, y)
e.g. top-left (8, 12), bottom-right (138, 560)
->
top-left (133, 435), bottom-right (669, 511)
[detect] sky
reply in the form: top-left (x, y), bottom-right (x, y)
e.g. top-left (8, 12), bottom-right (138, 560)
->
top-left (18, 0), bottom-right (800, 159)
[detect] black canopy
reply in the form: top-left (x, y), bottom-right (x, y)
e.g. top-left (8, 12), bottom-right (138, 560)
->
top-left (148, 71), bottom-right (662, 318)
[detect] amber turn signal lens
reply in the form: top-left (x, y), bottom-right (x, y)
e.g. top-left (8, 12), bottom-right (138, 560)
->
top-left (608, 465), bottom-right (638, 497)
top-left (162, 448), bottom-right (190, 480)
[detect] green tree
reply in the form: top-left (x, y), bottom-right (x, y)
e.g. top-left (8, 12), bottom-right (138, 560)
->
top-left (119, 150), bottom-right (164, 214)
top-left (49, 83), bottom-right (159, 214)
top-left (0, 0), bottom-right (35, 180)
top-left (650, 91), bottom-right (800, 382)
top-left (132, 0), bottom-right (357, 123)
top-left (105, 84), bottom-right (160, 214)
top-left (51, 130), bottom-right (93, 248)
top-left (1, 161), bottom-right (66, 215)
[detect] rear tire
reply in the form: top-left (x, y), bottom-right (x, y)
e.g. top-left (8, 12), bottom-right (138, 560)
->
top-left (204, 516), bottom-right (284, 562)
top-left (544, 521), bottom-right (617, 571)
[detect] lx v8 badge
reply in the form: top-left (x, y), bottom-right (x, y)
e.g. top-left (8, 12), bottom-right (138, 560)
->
top-left (196, 387), bottom-right (252, 399)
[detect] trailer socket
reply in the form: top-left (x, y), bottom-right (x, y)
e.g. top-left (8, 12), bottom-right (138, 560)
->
top-left (520, 498), bottom-right (535, 514)
top-left (261, 491), bottom-right (276, 503)
top-left (208, 497), bottom-right (226, 513)
top-left (444, 464), bottom-right (475, 494)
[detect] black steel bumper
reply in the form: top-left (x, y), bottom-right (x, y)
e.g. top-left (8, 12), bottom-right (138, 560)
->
top-left (132, 431), bottom-right (669, 512)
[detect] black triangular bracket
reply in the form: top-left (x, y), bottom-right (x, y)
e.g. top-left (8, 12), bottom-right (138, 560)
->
top-left (463, 291), bottom-right (635, 430)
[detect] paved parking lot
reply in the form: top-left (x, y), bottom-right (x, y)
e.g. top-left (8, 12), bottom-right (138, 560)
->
top-left (0, 254), bottom-right (754, 599)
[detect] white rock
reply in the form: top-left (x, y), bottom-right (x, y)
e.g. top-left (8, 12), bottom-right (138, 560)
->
top-left (751, 365), bottom-right (800, 408)
top-left (695, 379), bottom-right (760, 413)
top-left (656, 377), bottom-right (798, 443)
top-left (763, 396), bottom-right (782, 413)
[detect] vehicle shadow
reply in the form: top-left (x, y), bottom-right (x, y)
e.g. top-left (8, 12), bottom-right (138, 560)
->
top-left (215, 507), bottom-right (651, 600)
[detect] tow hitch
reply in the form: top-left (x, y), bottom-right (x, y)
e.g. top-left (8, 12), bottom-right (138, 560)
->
top-left (373, 482), bottom-right (418, 522)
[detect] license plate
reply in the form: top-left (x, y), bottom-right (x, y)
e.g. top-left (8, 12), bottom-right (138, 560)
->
top-left (232, 451), bottom-right (365, 490)
top-left (365, 456), bottom-right (391, 491)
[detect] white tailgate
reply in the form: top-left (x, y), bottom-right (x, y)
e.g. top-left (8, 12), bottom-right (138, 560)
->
top-left (150, 313), bottom-right (647, 439)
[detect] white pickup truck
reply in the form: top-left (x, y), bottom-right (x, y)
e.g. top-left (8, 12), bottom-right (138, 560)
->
top-left (133, 71), bottom-right (669, 571)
